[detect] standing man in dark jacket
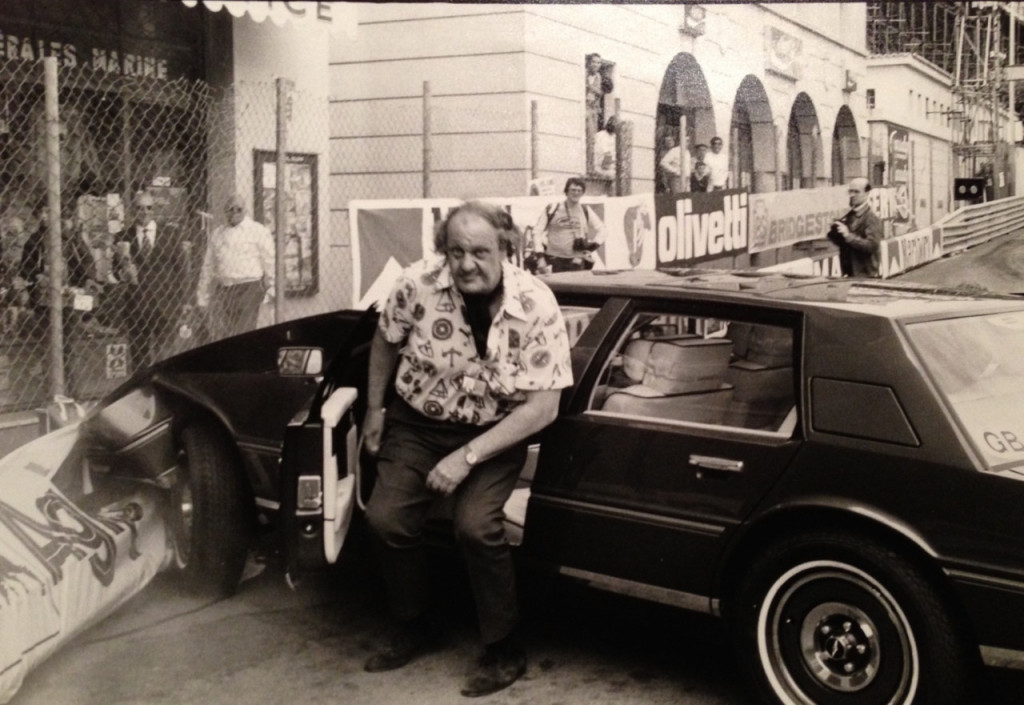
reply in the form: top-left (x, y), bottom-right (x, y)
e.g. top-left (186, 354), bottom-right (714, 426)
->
top-left (117, 191), bottom-right (185, 366)
top-left (828, 177), bottom-right (883, 277)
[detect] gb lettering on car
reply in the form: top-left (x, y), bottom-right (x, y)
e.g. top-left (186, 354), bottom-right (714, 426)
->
top-left (655, 189), bottom-right (748, 268)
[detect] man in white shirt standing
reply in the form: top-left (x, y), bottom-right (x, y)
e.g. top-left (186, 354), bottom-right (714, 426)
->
top-left (196, 194), bottom-right (275, 340)
top-left (705, 135), bottom-right (730, 191)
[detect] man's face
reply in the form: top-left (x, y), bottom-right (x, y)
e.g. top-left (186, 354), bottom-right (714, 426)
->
top-left (445, 212), bottom-right (503, 296)
top-left (710, 140), bottom-right (723, 153)
top-left (696, 165), bottom-right (708, 177)
top-left (565, 184), bottom-right (585, 204)
top-left (225, 200), bottom-right (245, 226)
top-left (848, 180), bottom-right (869, 207)
top-left (135, 197), bottom-right (154, 226)
top-left (696, 145), bottom-right (708, 159)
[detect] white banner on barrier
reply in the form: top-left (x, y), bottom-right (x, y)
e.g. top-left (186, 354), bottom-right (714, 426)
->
top-left (880, 227), bottom-right (942, 278)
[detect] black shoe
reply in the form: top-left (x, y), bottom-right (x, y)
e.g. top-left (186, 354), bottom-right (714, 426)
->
top-left (364, 618), bottom-right (437, 673)
top-left (460, 640), bottom-right (527, 697)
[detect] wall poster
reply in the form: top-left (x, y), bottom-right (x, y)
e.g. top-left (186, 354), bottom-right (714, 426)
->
top-left (253, 150), bottom-right (318, 297)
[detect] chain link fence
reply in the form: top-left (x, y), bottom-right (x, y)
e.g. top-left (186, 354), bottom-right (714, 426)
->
top-left (0, 56), bottom-right (344, 412)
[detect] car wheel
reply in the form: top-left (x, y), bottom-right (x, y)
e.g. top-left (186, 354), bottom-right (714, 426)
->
top-left (730, 532), bottom-right (974, 705)
top-left (169, 423), bottom-right (250, 596)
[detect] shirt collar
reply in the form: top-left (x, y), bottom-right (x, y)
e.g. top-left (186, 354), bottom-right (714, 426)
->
top-left (852, 201), bottom-right (871, 217)
top-left (429, 256), bottom-right (530, 322)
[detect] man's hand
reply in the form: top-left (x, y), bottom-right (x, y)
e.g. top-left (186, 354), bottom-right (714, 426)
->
top-left (362, 408), bottom-right (386, 456)
top-left (426, 449), bottom-right (472, 496)
top-left (834, 222), bottom-right (853, 242)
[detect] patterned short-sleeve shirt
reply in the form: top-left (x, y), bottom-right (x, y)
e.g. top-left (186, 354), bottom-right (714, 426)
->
top-left (379, 256), bottom-right (573, 425)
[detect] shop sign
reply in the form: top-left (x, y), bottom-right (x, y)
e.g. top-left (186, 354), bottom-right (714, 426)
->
top-left (0, 24), bottom-right (186, 79)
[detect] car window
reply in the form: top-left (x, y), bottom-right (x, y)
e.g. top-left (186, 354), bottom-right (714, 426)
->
top-left (589, 312), bottom-right (796, 435)
top-left (907, 312), bottom-right (1024, 471)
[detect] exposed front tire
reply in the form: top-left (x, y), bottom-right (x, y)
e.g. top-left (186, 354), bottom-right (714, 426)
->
top-left (168, 423), bottom-right (251, 596)
top-left (730, 532), bottom-right (975, 705)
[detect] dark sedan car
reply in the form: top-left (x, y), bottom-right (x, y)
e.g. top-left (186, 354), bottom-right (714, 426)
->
top-left (72, 269), bottom-right (1024, 704)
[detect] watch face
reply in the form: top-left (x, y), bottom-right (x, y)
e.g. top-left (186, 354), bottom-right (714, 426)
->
top-left (465, 448), bottom-right (478, 465)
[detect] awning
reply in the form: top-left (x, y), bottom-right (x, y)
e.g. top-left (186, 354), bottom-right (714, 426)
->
top-left (181, 1), bottom-right (357, 38)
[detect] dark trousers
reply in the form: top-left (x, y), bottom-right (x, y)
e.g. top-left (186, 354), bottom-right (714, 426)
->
top-left (208, 280), bottom-right (264, 340)
top-left (364, 400), bottom-right (527, 644)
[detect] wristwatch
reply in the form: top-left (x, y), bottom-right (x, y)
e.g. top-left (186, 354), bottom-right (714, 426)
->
top-left (463, 443), bottom-right (479, 466)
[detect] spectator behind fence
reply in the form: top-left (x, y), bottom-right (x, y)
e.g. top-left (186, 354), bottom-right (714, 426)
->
top-left (658, 134), bottom-right (686, 194)
top-left (20, 200), bottom-right (92, 309)
top-left (530, 177), bottom-right (605, 273)
top-left (196, 194), bottom-right (275, 340)
top-left (117, 191), bottom-right (186, 366)
top-left (593, 116), bottom-right (617, 181)
top-left (361, 200), bottom-right (572, 697)
top-left (689, 161), bottom-right (710, 193)
top-left (706, 136), bottom-right (730, 190)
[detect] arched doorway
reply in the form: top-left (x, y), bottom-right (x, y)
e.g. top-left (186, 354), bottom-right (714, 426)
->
top-left (831, 105), bottom-right (861, 185)
top-left (785, 92), bottom-right (823, 190)
top-left (655, 53), bottom-right (714, 193)
top-left (730, 75), bottom-right (776, 193)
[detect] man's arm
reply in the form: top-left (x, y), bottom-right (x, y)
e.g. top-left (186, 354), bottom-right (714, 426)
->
top-left (257, 223), bottom-right (276, 296)
top-left (426, 388), bottom-right (561, 496)
top-left (363, 327), bottom-right (402, 455)
top-left (586, 207), bottom-right (606, 247)
top-left (844, 213), bottom-right (882, 253)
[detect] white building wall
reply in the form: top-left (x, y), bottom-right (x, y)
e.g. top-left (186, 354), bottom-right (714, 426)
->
top-left (226, 19), bottom-right (339, 317)
top-left (330, 3), bottom-right (869, 204)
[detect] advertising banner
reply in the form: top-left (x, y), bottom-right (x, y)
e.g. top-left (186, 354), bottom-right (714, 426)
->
top-left (654, 189), bottom-right (749, 268)
top-left (884, 125), bottom-right (913, 237)
top-left (351, 194), bottom-right (658, 309)
top-left (747, 186), bottom-right (848, 254)
top-left (880, 227), bottom-right (941, 278)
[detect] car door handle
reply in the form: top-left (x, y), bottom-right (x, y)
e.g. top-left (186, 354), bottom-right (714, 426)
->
top-left (689, 454), bottom-right (744, 473)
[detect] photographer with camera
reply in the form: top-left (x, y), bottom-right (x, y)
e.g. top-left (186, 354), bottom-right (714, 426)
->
top-left (529, 177), bottom-right (605, 273)
top-left (827, 177), bottom-right (883, 278)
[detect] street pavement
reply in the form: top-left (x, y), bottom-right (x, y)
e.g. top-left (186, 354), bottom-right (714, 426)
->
top-left (12, 527), bottom-right (748, 705)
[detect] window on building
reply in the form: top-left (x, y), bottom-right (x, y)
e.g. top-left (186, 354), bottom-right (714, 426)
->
top-left (866, 89), bottom-right (876, 109)
top-left (586, 53), bottom-right (615, 180)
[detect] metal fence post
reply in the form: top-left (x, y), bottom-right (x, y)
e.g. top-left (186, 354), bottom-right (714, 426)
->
top-left (613, 98), bottom-right (621, 196)
top-left (275, 77), bottom-right (293, 324)
top-left (423, 81), bottom-right (432, 198)
top-left (44, 56), bottom-right (65, 398)
top-left (531, 100), bottom-right (539, 181)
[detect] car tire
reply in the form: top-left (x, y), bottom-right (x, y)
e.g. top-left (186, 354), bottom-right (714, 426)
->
top-left (730, 532), bottom-right (974, 705)
top-left (169, 423), bottom-right (251, 596)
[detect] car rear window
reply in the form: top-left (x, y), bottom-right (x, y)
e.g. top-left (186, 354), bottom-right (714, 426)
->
top-left (907, 312), bottom-right (1024, 471)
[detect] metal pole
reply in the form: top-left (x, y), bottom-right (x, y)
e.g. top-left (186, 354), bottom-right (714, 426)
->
top-left (530, 100), bottom-right (539, 181)
top-left (613, 97), bottom-right (621, 196)
top-left (274, 77), bottom-right (293, 325)
top-left (44, 56), bottom-right (65, 397)
top-left (423, 81), bottom-right (432, 198)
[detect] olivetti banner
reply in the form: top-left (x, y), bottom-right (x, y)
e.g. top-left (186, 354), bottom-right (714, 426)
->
top-left (654, 189), bottom-right (750, 268)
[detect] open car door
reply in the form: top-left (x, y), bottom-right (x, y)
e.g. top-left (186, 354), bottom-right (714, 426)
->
top-left (281, 386), bottom-right (360, 576)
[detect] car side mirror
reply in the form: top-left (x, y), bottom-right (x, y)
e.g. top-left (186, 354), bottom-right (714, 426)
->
top-left (278, 347), bottom-right (324, 376)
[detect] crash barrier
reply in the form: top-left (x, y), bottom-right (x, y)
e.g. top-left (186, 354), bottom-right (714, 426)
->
top-left (936, 194), bottom-right (1024, 256)
top-left (0, 55), bottom-right (344, 413)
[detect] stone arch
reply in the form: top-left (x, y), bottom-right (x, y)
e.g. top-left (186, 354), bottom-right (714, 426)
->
top-left (730, 75), bottom-right (776, 193)
top-left (655, 53), bottom-right (715, 192)
top-left (785, 92), bottom-right (824, 190)
top-left (831, 105), bottom-right (861, 185)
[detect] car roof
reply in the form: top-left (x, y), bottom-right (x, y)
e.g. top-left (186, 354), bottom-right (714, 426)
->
top-left (543, 268), bottom-right (1024, 321)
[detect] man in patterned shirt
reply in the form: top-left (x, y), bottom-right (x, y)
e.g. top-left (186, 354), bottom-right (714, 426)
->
top-left (195, 194), bottom-right (275, 339)
top-left (361, 201), bottom-right (573, 697)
